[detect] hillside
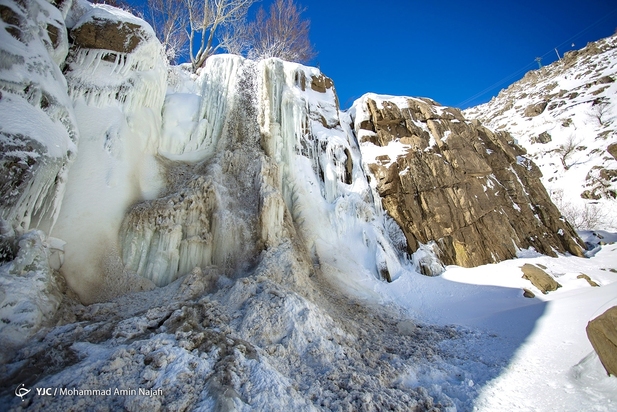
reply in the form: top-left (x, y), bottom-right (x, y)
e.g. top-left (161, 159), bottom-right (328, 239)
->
top-left (465, 34), bottom-right (617, 230)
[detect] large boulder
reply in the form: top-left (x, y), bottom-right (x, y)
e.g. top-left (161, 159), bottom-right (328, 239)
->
top-left (586, 306), bottom-right (617, 376)
top-left (524, 101), bottom-right (548, 117)
top-left (521, 264), bottom-right (561, 294)
top-left (70, 17), bottom-right (149, 54)
top-left (352, 95), bottom-right (586, 272)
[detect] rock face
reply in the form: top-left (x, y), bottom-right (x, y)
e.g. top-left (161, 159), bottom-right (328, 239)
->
top-left (352, 95), bottom-right (585, 272)
top-left (521, 263), bottom-right (561, 294)
top-left (586, 306), bottom-right (617, 376)
top-left (71, 17), bottom-right (149, 54)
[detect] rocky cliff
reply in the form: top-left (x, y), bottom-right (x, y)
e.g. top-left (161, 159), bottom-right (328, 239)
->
top-left (350, 95), bottom-right (585, 273)
top-left (465, 34), bottom-right (617, 230)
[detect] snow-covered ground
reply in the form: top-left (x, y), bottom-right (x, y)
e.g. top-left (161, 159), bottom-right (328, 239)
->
top-left (311, 229), bottom-right (616, 411)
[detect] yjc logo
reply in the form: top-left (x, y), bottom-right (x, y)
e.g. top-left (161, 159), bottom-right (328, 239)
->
top-left (15, 383), bottom-right (30, 401)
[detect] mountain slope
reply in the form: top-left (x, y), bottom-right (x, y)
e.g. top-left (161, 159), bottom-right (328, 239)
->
top-left (465, 34), bottom-right (617, 230)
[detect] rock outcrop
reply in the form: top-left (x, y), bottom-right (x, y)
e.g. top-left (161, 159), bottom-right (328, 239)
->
top-left (586, 306), bottom-right (617, 376)
top-left (352, 95), bottom-right (585, 272)
top-left (521, 263), bottom-right (561, 294)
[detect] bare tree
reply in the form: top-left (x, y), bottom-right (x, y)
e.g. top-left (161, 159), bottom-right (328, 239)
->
top-left (590, 102), bottom-right (611, 126)
top-left (185, 0), bottom-right (257, 71)
top-left (552, 189), bottom-right (611, 230)
top-left (146, 0), bottom-right (189, 63)
top-left (244, 0), bottom-right (316, 63)
top-left (555, 134), bottom-right (580, 170)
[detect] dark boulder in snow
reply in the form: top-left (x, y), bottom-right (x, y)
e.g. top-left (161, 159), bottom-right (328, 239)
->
top-left (521, 263), bottom-right (561, 294)
top-left (531, 131), bottom-right (552, 144)
top-left (523, 101), bottom-right (548, 117)
top-left (608, 143), bottom-right (617, 161)
top-left (523, 288), bottom-right (535, 298)
top-left (586, 306), bottom-right (617, 376)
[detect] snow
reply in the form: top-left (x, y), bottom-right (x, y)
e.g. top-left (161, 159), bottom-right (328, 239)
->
top-left (323, 236), bottom-right (616, 411)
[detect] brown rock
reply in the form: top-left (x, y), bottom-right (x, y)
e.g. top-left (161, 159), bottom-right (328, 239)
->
top-left (521, 264), bottom-right (561, 294)
top-left (523, 288), bottom-right (535, 298)
top-left (310, 74), bottom-right (334, 93)
top-left (586, 306), bottom-right (617, 376)
top-left (355, 97), bottom-right (586, 271)
top-left (577, 274), bottom-right (600, 287)
top-left (532, 131), bottom-right (552, 144)
top-left (608, 143), bottom-right (617, 161)
top-left (524, 101), bottom-right (548, 117)
top-left (71, 18), bottom-right (148, 53)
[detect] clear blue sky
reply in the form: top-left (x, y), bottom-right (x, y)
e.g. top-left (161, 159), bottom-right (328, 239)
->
top-left (299, 0), bottom-right (617, 109)
top-left (127, 0), bottom-right (617, 109)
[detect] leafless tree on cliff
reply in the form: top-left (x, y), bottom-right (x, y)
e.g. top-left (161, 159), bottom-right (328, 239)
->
top-left (590, 102), bottom-right (611, 126)
top-left (185, 0), bottom-right (256, 71)
top-left (556, 134), bottom-right (580, 170)
top-left (146, 0), bottom-right (189, 63)
top-left (229, 0), bottom-right (315, 63)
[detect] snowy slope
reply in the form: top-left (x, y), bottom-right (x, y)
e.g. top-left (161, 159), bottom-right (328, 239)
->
top-left (465, 34), bottom-right (617, 231)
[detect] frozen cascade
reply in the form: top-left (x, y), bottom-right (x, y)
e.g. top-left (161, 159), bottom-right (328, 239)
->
top-left (117, 55), bottom-right (408, 291)
top-left (50, 1), bottom-right (168, 303)
top-left (258, 59), bottom-right (407, 287)
top-left (158, 56), bottom-right (244, 161)
top-left (120, 57), bottom-right (281, 287)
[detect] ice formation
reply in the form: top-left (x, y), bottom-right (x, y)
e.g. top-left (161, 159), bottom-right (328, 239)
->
top-left (116, 55), bottom-right (406, 294)
top-left (0, 0), bottom-right (78, 235)
top-left (50, 0), bottom-right (168, 302)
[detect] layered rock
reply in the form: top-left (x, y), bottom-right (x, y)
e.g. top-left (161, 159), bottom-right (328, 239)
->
top-left (352, 95), bottom-right (585, 272)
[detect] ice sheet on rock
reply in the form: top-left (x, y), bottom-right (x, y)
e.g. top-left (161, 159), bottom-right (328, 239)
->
top-left (50, 3), bottom-right (168, 302)
top-left (258, 59), bottom-right (409, 285)
top-left (0, 0), bottom-right (78, 233)
top-left (119, 57), bottom-right (268, 287)
top-left (159, 55), bottom-right (245, 162)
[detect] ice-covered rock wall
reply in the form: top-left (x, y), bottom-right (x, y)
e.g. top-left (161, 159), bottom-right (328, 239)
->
top-left (0, 0), bottom-right (77, 350)
top-left (257, 60), bottom-right (406, 290)
top-left (0, 0), bottom-right (77, 234)
top-left (50, 1), bottom-right (168, 302)
top-left (117, 55), bottom-right (406, 295)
